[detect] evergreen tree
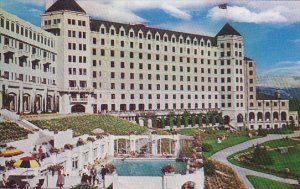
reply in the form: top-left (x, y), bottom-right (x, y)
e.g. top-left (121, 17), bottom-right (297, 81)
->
top-left (197, 114), bottom-right (202, 127)
top-left (152, 116), bottom-right (157, 128)
top-left (177, 115), bottom-right (181, 127)
top-left (161, 116), bottom-right (166, 128)
top-left (205, 114), bottom-right (210, 126)
top-left (211, 115), bottom-right (216, 126)
top-left (169, 112), bottom-right (175, 128)
top-left (191, 114), bottom-right (196, 127)
top-left (183, 111), bottom-right (189, 127)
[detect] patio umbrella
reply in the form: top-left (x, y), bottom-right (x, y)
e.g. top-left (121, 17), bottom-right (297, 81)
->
top-left (13, 156), bottom-right (41, 185)
top-left (92, 128), bottom-right (105, 135)
top-left (13, 156), bottom-right (40, 169)
top-left (0, 148), bottom-right (24, 157)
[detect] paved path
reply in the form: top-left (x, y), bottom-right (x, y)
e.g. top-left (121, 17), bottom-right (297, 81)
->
top-left (212, 131), bottom-right (300, 189)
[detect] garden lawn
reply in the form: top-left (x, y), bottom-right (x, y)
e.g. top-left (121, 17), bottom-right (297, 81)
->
top-left (0, 122), bottom-right (31, 142)
top-left (178, 128), bottom-right (199, 136)
top-left (262, 139), bottom-right (300, 148)
top-left (228, 139), bottom-right (300, 179)
top-left (31, 115), bottom-right (147, 136)
top-left (203, 135), bottom-right (258, 157)
top-left (247, 176), bottom-right (294, 189)
top-left (263, 146), bottom-right (300, 175)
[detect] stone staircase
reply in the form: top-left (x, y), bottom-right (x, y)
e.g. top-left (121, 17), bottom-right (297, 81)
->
top-left (0, 109), bottom-right (40, 132)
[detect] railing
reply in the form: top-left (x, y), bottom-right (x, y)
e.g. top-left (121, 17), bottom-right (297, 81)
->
top-left (31, 54), bottom-right (41, 59)
top-left (41, 23), bottom-right (61, 30)
top-left (65, 87), bottom-right (94, 92)
top-left (70, 98), bottom-right (88, 102)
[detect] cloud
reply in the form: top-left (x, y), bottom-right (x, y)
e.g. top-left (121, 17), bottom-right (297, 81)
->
top-left (208, 6), bottom-right (288, 24)
top-left (208, 1), bottom-right (300, 24)
top-left (78, 1), bottom-right (147, 23)
top-left (11, 0), bottom-right (300, 24)
top-left (292, 39), bottom-right (300, 46)
top-left (256, 75), bottom-right (300, 88)
top-left (260, 60), bottom-right (300, 76)
top-left (155, 22), bottom-right (214, 36)
top-left (161, 3), bottom-right (191, 20)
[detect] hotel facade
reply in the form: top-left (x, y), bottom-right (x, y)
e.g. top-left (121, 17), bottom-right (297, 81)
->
top-left (0, 0), bottom-right (298, 129)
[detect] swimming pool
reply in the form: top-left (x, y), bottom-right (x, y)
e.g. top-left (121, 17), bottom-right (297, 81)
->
top-left (113, 159), bottom-right (187, 176)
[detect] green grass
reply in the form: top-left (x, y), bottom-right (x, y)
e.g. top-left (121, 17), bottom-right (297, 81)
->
top-left (264, 146), bottom-right (300, 174)
top-left (31, 115), bottom-right (147, 136)
top-left (178, 128), bottom-right (228, 136)
top-left (247, 176), bottom-right (294, 189)
top-left (262, 139), bottom-right (300, 148)
top-left (203, 135), bottom-right (259, 158)
top-left (229, 139), bottom-right (300, 179)
top-left (178, 128), bottom-right (199, 135)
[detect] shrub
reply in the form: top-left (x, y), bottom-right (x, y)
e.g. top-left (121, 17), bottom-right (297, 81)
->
top-left (161, 164), bottom-right (176, 174)
top-left (204, 159), bottom-right (215, 176)
top-left (252, 145), bottom-right (273, 165)
top-left (105, 163), bottom-right (116, 174)
top-left (202, 143), bottom-right (213, 152)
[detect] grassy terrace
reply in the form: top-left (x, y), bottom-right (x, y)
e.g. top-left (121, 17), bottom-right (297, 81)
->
top-left (177, 128), bottom-right (259, 158)
top-left (30, 115), bottom-right (147, 136)
top-left (247, 176), bottom-right (295, 189)
top-left (229, 139), bottom-right (300, 179)
top-left (0, 122), bottom-right (31, 142)
top-left (203, 135), bottom-right (259, 158)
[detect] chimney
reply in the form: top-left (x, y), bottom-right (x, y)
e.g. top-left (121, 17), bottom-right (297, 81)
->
top-left (45, 0), bottom-right (57, 10)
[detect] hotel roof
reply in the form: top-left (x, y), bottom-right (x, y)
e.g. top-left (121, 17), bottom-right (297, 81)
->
top-left (45, 0), bottom-right (86, 13)
top-left (216, 23), bottom-right (241, 37)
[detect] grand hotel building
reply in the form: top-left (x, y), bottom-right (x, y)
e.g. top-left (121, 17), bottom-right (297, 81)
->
top-left (0, 0), bottom-right (298, 129)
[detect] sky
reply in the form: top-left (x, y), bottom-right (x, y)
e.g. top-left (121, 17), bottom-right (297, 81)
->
top-left (0, 0), bottom-right (300, 78)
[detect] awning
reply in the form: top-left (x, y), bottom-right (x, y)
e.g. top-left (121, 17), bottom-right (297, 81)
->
top-left (32, 59), bottom-right (40, 64)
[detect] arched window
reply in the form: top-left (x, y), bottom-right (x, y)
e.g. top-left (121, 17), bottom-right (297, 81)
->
top-left (281, 112), bottom-right (287, 121)
top-left (237, 114), bottom-right (243, 123)
top-left (249, 112), bottom-right (255, 122)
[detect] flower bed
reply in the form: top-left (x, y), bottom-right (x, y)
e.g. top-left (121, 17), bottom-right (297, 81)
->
top-left (205, 159), bottom-right (246, 189)
top-left (30, 115), bottom-right (147, 136)
top-left (0, 122), bottom-right (32, 142)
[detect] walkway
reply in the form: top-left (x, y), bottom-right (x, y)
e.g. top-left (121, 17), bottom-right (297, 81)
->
top-left (212, 131), bottom-right (300, 189)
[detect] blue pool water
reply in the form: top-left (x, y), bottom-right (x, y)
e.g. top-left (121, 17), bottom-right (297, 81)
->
top-left (113, 159), bottom-right (187, 176)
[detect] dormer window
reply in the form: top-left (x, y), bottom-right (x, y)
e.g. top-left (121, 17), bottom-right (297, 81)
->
top-left (138, 33), bottom-right (143, 39)
top-left (111, 29), bottom-right (115, 35)
top-left (155, 35), bottom-right (159, 41)
top-left (130, 31), bottom-right (134, 38)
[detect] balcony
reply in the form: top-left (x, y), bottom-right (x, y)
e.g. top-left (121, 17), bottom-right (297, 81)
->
top-left (3, 45), bottom-right (15, 53)
top-left (31, 54), bottom-right (41, 60)
top-left (0, 74), bottom-right (9, 80)
top-left (42, 56), bottom-right (54, 64)
top-left (41, 23), bottom-right (61, 30)
top-left (63, 87), bottom-right (94, 93)
top-left (70, 98), bottom-right (88, 103)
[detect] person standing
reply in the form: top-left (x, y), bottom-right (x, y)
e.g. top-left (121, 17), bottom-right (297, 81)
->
top-left (90, 166), bottom-right (97, 185)
top-left (38, 146), bottom-right (43, 162)
top-left (81, 165), bottom-right (89, 184)
top-left (100, 165), bottom-right (107, 187)
top-left (1, 174), bottom-right (9, 188)
top-left (56, 167), bottom-right (65, 189)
